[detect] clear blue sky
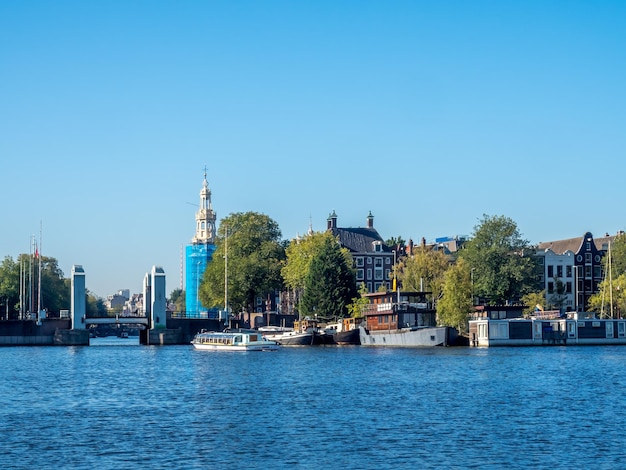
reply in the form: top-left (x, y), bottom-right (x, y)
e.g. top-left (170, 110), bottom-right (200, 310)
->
top-left (2, 1), bottom-right (625, 298)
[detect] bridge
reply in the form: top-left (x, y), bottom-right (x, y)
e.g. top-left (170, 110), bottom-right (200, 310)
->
top-left (85, 316), bottom-right (149, 326)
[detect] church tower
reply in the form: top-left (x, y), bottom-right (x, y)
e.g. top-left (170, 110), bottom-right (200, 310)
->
top-left (185, 169), bottom-right (217, 318)
top-left (192, 168), bottom-right (216, 244)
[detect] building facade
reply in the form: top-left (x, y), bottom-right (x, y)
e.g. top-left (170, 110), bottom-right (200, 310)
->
top-left (327, 211), bottom-right (394, 293)
top-left (185, 170), bottom-right (217, 318)
top-left (537, 232), bottom-right (616, 312)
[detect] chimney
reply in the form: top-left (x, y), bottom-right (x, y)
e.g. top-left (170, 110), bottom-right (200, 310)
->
top-left (408, 238), bottom-right (414, 255)
top-left (366, 211), bottom-right (374, 229)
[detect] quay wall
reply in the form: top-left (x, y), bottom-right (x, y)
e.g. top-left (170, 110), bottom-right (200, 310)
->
top-left (0, 319), bottom-right (73, 346)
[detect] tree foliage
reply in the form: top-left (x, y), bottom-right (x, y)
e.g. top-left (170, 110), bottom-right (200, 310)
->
top-left (588, 274), bottom-right (626, 318)
top-left (300, 235), bottom-right (357, 320)
top-left (86, 290), bottom-right (107, 316)
top-left (400, 246), bottom-right (450, 301)
top-left (0, 256), bottom-right (19, 317)
top-left (521, 291), bottom-right (547, 317)
top-left (282, 231), bottom-right (349, 291)
top-left (0, 254), bottom-right (70, 317)
top-left (385, 236), bottom-right (406, 250)
top-left (608, 232), bottom-right (626, 278)
top-left (169, 288), bottom-right (185, 313)
top-left (437, 258), bottom-right (472, 331)
top-left (199, 212), bottom-right (286, 314)
top-left (459, 214), bottom-right (541, 305)
top-left (346, 282), bottom-right (369, 318)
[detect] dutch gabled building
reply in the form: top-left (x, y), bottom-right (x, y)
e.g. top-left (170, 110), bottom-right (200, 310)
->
top-left (537, 232), bottom-right (617, 312)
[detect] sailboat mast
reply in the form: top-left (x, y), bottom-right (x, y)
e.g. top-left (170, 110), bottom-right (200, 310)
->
top-left (608, 241), bottom-right (613, 319)
top-left (37, 222), bottom-right (42, 313)
top-left (29, 235), bottom-right (33, 314)
top-left (224, 226), bottom-right (228, 314)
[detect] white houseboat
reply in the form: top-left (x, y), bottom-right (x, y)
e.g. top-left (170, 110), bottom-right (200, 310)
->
top-left (469, 307), bottom-right (626, 347)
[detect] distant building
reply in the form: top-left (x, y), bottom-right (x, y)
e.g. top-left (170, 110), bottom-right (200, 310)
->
top-left (185, 170), bottom-right (217, 318)
top-left (105, 292), bottom-right (129, 310)
top-left (327, 211), bottom-right (393, 293)
top-left (537, 232), bottom-right (618, 312)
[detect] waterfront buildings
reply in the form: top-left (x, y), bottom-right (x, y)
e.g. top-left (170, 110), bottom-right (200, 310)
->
top-left (326, 211), bottom-right (394, 293)
top-left (185, 170), bottom-right (217, 317)
top-left (536, 231), bottom-right (619, 312)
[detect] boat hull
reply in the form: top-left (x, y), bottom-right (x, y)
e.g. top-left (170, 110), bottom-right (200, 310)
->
top-left (264, 331), bottom-right (318, 346)
top-left (191, 331), bottom-right (279, 351)
top-left (359, 325), bottom-right (456, 347)
top-left (192, 343), bottom-right (279, 351)
top-left (333, 328), bottom-right (361, 345)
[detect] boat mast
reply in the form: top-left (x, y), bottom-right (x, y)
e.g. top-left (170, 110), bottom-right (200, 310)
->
top-left (608, 241), bottom-right (613, 319)
top-left (37, 221), bottom-right (42, 314)
top-left (224, 225), bottom-right (228, 315)
top-left (29, 235), bottom-right (33, 314)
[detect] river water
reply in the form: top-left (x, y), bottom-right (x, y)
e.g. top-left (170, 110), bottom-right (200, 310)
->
top-left (0, 338), bottom-right (624, 469)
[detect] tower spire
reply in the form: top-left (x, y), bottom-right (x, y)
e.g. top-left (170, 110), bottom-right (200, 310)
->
top-left (192, 167), bottom-right (217, 244)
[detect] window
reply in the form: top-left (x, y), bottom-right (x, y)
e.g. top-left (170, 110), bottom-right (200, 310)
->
top-left (547, 265), bottom-right (554, 277)
top-left (356, 269), bottom-right (364, 281)
top-left (586, 242), bottom-right (591, 251)
top-left (385, 257), bottom-right (391, 264)
top-left (566, 282), bottom-right (572, 293)
top-left (367, 257), bottom-right (372, 265)
top-left (356, 257), bottom-right (364, 267)
top-left (367, 282), bottom-right (372, 292)
top-left (566, 265), bottom-right (572, 278)
top-left (556, 265), bottom-right (563, 278)
top-left (374, 258), bottom-right (383, 280)
top-left (367, 268), bottom-right (372, 280)
top-left (384, 269), bottom-right (390, 281)
top-left (548, 282), bottom-right (554, 294)
top-left (585, 253), bottom-right (592, 263)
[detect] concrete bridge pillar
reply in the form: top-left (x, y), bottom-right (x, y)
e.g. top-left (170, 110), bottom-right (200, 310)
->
top-left (71, 265), bottom-right (86, 330)
top-left (150, 266), bottom-right (166, 329)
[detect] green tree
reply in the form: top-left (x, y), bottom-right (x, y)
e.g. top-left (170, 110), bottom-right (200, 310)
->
top-left (300, 235), bottom-right (358, 320)
top-left (386, 236), bottom-right (406, 249)
top-left (437, 258), bottom-right (473, 332)
top-left (0, 256), bottom-right (19, 319)
top-left (521, 291), bottom-right (547, 317)
top-left (400, 245), bottom-right (450, 301)
top-left (86, 290), bottom-right (107, 316)
top-left (608, 232), bottom-right (626, 277)
top-left (0, 254), bottom-right (70, 317)
top-left (200, 212), bottom-right (286, 314)
top-left (169, 288), bottom-right (186, 313)
top-left (282, 231), bottom-right (347, 290)
top-left (346, 282), bottom-right (369, 318)
top-left (39, 256), bottom-right (71, 314)
top-left (459, 214), bottom-right (541, 305)
top-left (588, 273), bottom-right (626, 318)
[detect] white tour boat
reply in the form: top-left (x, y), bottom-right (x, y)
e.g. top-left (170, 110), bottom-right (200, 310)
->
top-left (191, 330), bottom-right (280, 351)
